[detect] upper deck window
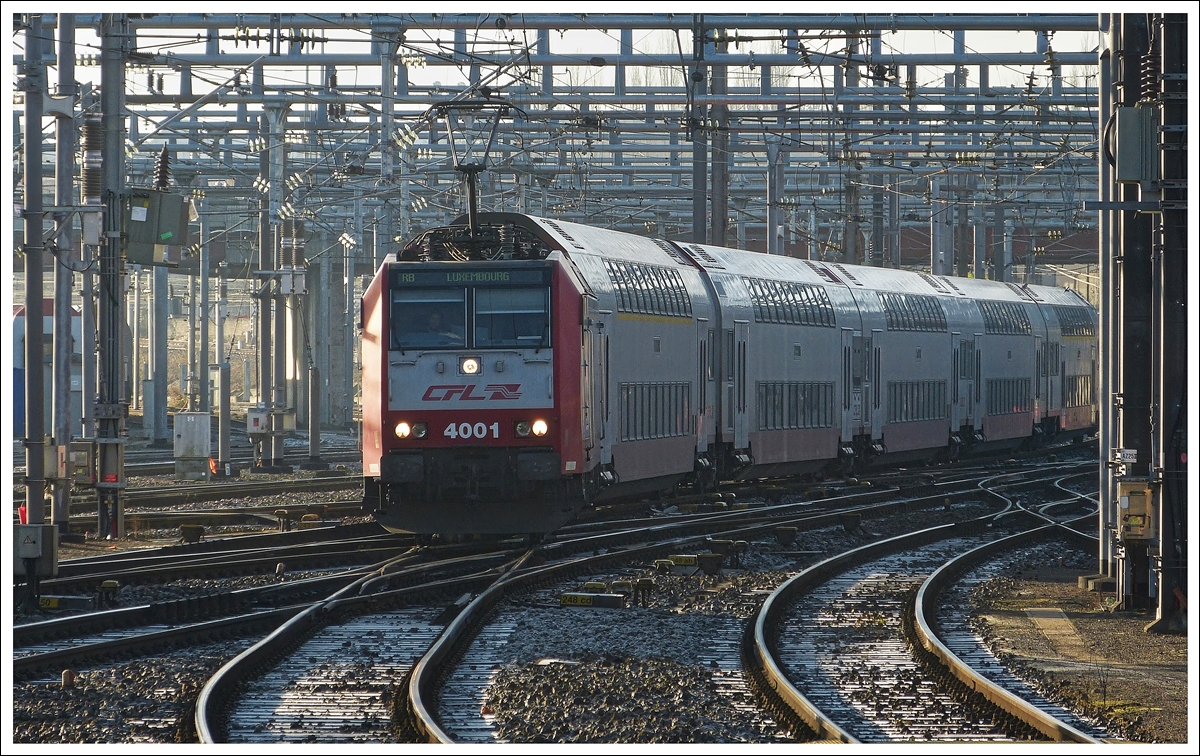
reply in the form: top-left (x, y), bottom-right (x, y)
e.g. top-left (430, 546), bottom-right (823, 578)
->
top-left (878, 291), bottom-right (948, 332)
top-left (743, 276), bottom-right (836, 327)
top-left (978, 300), bottom-right (1032, 335)
top-left (603, 260), bottom-right (693, 319)
top-left (1054, 305), bottom-right (1096, 337)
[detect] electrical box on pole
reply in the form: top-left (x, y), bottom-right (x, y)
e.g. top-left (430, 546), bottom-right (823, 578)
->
top-left (1114, 106), bottom-right (1161, 187)
top-left (14, 524), bottom-right (58, 577)
top-left (123, 188), bottom-right (190, 266)
top-left (1117, 481), bottom-right (1156, 544)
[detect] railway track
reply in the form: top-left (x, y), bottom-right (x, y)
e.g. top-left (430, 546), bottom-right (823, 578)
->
top-left (12, 476), bottom-right (365, 538)
top-left (394, 470), bottom-right (1086, 743)
top-left (13, 446), bottom-right (362, 482)
top-left (12, 541), bottom-right (517, 683)
top-left (394, 465), bottom-right (1110, 744)
top-left (180, 462), bottom-right (1095, 743)
top-left (17, 453), bottom-right (1131, 745)
top-left (196, 485), bottom-right (962, 742)
top-left (745, 470), bottom-right (1111, 744)
top-left (21, 474), bottom-right (362, 515)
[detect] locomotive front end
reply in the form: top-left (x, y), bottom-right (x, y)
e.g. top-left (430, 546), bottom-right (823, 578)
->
top-left (363, 251), bottom-right (581, 536)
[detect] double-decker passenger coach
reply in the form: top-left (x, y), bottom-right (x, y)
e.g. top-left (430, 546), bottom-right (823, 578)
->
top-left (361, 213), bottom-right (1097, 537)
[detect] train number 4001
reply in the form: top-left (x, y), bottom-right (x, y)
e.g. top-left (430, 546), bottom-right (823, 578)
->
top-left (444, 422), bottom-right (501, 440)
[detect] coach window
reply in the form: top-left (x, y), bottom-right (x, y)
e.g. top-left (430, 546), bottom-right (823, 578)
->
top-left (474, 287), bottom-right (550, 349)
top-left (392, 288), bottom-right (466, 349)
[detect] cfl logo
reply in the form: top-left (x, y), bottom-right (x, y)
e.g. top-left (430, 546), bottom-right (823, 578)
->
top-left (421, 384), bottom-right (523, 401)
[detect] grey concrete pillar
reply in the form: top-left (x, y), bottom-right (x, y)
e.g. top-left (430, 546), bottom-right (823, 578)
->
top-left (972, 204), bottom-right (986, 279)
top-left (152, 266), bottom-right (168, 443)
top-left (198, 196), bottom-right (209, 413)
top-left (52, 12), bottom-right (77, 533)
top-left (710, 33), bottom-right (729, 247)
top-left (930, 178), bottom-right (951, 275)
top-left (216, 264), bottom-right (230, 469)
top-left (186, 271), bottom-right (196, 410)
top-left (766, 138), bottom-right (784, 255)
top-left (24, 14), bottom-right (47, 523)
top-left (1001, 218), bottom-right (1014, 282)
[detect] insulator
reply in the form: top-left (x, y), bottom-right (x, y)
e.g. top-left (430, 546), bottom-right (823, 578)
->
top-left (498, 223), bottom-right (515, 259)
top-left (293, 219), bottom-right (306, 264)
top-left (80, 114), bottom-right (103, 203)
top-left (1141, 52), bottom-right (1161, 99)
top-left (279, 218), bottom-right (293, 267)
top-left (153, 144), bottom-right (171, 190)
top-left (157, 74), bottom-right (164, 93)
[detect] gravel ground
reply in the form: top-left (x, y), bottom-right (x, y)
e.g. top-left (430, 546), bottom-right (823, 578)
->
top-left (969, 546), bottom-right (1190, 743)
top-left (459, 501), bottom-right (1006, 744)
top-left (463, 572), bottom-right (790, 744)
top-left (12, 640), bottom-right (254, 743)
top-left (485, 657), bottom-right (780, 743)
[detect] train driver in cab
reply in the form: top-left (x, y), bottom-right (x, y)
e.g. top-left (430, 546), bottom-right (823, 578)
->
top-left (421, 307), bottom-right (465, 347)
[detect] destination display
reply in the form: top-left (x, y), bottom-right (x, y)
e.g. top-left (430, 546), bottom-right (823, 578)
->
top-left (391, 266), bottom-right (550, 287)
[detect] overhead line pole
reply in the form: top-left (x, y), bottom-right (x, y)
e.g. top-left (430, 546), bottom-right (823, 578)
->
top-left (52, 13), bottom-right (78, 534)
top-left (691, 14), bottom-right (708, 245)
top-left (23, 14), bottom-right (46, 525)
top-left (96, 13), bottom-right (129, 538)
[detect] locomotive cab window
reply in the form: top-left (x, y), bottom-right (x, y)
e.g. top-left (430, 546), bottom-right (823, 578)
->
top-left (388, 270), bottom-right (551, 352)
top-left (391, 288), bottom-right (467, 349)
top-left (474, 287), bottom-right (550, 349)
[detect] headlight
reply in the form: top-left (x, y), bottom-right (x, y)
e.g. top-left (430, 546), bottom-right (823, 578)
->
top-left (531, 419), bottom-right (549, 437)
top-left (460, 356), bottom-right (480, 375)
top-left (515, 420), bottom-right (531, 437)
top-left (395, 422), bottom-right (411, 439)
top-left (412, 422), bottom-right (428, 439)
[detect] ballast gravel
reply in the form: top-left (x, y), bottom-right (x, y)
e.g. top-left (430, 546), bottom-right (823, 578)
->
top-left (448, 498), bottom-right (1004, 744)
top-left (12, 640), bottom-right (254, 744)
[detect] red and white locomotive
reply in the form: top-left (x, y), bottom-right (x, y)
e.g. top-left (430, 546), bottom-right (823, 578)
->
top-left (361, 212), bottom-right (1097, 536)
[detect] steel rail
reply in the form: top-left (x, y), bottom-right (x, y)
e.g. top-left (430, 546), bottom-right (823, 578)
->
top-left (746, 470), bottom-right (1097, 743)
top-left (37, 538), bottom-right (412, 592)
top-left (49, 521), bottom-right (390, 570)
top-left (748, 516), bottom-right (1005, 743)
top-left (912, 515), bottom-right (1101, 743)
top-left (16, 542), bottom-right (511, 648)
top-left (13, 605), bottom-right (305, 680)
top-left (195, 550), bottom-right (519, 743)
top-left (16, 548), bottom-right (497, 679)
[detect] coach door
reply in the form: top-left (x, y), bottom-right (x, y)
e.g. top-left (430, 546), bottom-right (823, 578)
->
top-left (870, 328), bottom-right (883, 440)
top-left (970, 332), bottom-right (983, 433)
top-left (698, 326), bottom-right (713, 453)
top-left (581, 308), bottom-right (596, 455)
top-left (733, 320), bottom-right (750, 449)
top-left (955, 334), bottom-right (977, 430)
top-left (856, 333), bottom-right (872, 428)
top-left (1034, 335), bottom-right (1046, 421)
top-left (841, 328), bottom-right (863, 439)
top-left (582, 301), bottom-right (611, 466)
